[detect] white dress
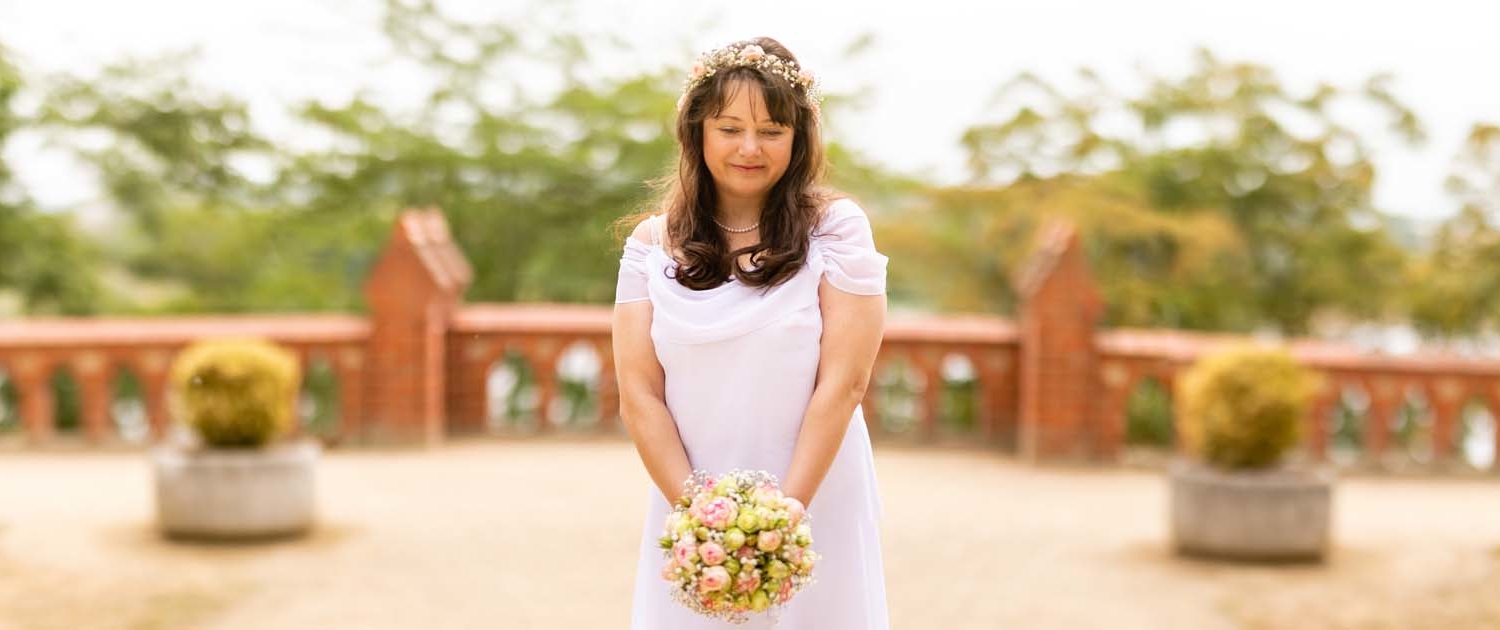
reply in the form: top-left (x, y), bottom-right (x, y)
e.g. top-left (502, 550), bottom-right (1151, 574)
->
top-left (616, 198), bottom-right (891, 629)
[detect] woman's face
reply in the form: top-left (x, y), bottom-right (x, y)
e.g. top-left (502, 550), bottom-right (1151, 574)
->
top-left (701, 80), bottom-right (794, 209)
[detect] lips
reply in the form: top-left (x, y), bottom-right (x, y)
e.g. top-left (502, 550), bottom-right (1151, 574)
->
top-left (731, 165), bottom-right (765, 172)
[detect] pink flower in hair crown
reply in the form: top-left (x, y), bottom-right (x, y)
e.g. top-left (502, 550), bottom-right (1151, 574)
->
top-left (676, 42), bottom-right (824, 113)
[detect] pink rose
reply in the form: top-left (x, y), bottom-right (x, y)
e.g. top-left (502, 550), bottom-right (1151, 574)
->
top-left (739, 45), bottom-right (765, 61)
top-left (661, 562), bottom-right (677, 580)
top-left (698, 565), bottom-right (732, 593)
top-left (783, 544), bottom-right (804, 565)
top-left (673, 538), bottom-right (699, 568)
top-left (688, 496), bottom-right (708, 522)
top-left (698, 541), bottom-right (727, 566)
top-left (757, 529), bottom-right (783, 552)
top-left (734, 571), bottom-right (761, 594)
top-left (752, 483), bottom-right (782, 507)
top-left (735, 545), bottom-right (756, 560)
top-left (698, 497), bottom-right (739, 530)
top-left (690, 61), bottom-right (706, 79)
top-left (777, 578), bottom-right (793, 603)
top-left (782, 497), bottom-right (805, 527)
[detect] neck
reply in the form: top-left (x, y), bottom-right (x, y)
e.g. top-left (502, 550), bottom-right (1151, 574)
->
top-left (715, 193), bottom-right (764, 227)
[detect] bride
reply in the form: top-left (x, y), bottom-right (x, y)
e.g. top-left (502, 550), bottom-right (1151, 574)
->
top-left (613, 36), bottom-right (891, 628)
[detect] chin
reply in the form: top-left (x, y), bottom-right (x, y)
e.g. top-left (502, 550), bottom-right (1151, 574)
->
top-left (723, 184), bottom-right (771, 199)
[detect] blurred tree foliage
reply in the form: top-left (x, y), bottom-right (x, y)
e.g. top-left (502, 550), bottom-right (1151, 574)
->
top-left (11, 1), bottom-right (909, 314)
top-left (1405, 123), bottom-right (1500, 338)
top-left (0, 9), bottom-right (1494, 343)
top-left (893, 49), bottom-right (1426, 334)
top-left (0, 45), bottom-right (103, 315)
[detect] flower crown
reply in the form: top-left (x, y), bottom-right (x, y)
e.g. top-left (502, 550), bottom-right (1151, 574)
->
top-left (677, 43), bottom-right (823, 115)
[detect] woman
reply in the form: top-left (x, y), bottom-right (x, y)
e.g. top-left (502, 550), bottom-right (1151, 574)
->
top-left (613, 36), bottom-right (890, 628)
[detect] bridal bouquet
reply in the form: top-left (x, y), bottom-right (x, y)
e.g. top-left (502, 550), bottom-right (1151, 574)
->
top-left (657, 469), bottom-right (819, 623)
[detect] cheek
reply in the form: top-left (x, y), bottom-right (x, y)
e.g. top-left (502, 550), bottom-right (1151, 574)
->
top-left (772, 142), bottom-right (794, 171)
top-left (701, 136), bottom-right (721, 159)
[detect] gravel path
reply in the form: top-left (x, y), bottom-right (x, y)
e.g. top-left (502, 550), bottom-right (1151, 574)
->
top-left (1, 438), bottom-right (1497, 629)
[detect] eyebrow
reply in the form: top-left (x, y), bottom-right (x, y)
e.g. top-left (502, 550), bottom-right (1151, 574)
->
top-left (712, 115), bottom-right (781, 125)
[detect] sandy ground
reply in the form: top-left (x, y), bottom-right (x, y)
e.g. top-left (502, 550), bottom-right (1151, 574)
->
top-left (1, 438), bottom-right (1498, 630)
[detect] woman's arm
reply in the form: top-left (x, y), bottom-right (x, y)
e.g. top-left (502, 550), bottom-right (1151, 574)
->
top-left (612, 223), bottom-right (694, 506)
top-left (781, 276), bottom-right (887, 509)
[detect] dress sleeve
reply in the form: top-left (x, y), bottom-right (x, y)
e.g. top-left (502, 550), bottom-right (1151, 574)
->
top-left (614, 217), bottom-right (654, 304)
top-left (813, 200), bottom-right (889, 296)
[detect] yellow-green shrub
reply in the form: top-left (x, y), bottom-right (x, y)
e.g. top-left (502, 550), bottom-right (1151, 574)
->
top-left (169, 338), bottom-right (301, 448)
top-left (1178, 345), bottom-right (1321, 470)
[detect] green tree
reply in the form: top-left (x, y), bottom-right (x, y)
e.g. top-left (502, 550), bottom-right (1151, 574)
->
top-left (0, 44), bottom-right (103, 315)
top-left (1406, 123), bottom-right (1500, 338)
top-left (17, 0), bottom-right (911, 314)
top-left (927, 49), bottom-right (1422, 333)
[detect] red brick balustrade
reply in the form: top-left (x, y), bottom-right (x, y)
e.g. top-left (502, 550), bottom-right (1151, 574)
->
top-left (0, 315), bottom-right (367, 445)
top-left (1, 209), bottom-right (1496, 471)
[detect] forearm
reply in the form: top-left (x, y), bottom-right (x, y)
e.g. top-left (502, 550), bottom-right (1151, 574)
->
top-left (621, 395), bottom-right (695, 505)
top-left (781, 382), bottom-right (865, 509)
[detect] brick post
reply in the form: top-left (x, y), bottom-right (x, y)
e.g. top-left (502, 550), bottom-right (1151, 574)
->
top-left (13, 354), bottom-right (53, 444)
top-left (361, 209), bottom-right (473, 446)
top-left (1013, 220), bottom-right (1106, 461)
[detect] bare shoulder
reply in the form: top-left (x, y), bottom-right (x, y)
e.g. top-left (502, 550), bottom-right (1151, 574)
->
top-left (628, 214), bottom-right (658, 246)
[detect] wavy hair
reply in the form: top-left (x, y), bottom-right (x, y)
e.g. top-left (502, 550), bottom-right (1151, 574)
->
top-left (616, 36), bottom-right (839, 292)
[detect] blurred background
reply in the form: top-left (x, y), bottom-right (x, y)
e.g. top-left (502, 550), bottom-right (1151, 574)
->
top-left (1, 1), bottom-right (1498, 628)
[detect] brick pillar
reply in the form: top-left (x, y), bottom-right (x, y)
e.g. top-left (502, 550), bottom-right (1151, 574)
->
top-left (12, 354), bottom-right (52, 444)
top-left (361, 209), bottom-right (473, 447)
top-left (1488, 389), bottom-right (1500, 473)
top-left (594, 338), bottom-right (620, 434)
top-left (76, 353), bottom-right (111, 444)
top-left (914, 349), bottom-right (941, 443)
top-left (1364, 376), bottom-right (1401, 464)
top-left (1305, 383), bottom-right (1340, 462)
top-left (335, 346), bottom-right (365, 442)
top-left (1013, 220), bottom-right (1106, 462)
top-left (1429, 378), bottom-right (1465, 463)
top-left (987, 349), bottom-right (1019, 449)
top-left (134, 349), bottom-right (173, 442)
top-left (1095, 363), bottom-right (1133, 461)
top-left (527, 339), bottom-right (562, 433)
top-left (444, 337), bottom-right (489, 436)
top-left (975, 349), bottom-right (1011, 447)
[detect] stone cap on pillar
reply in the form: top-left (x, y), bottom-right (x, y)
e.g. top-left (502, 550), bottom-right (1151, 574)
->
top-left (363, 208), bottom-right (474, 313)
top-left (1013, 218), bottom-right (1103, 315)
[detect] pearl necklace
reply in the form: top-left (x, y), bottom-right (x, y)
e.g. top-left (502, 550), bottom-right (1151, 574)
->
top-left (713, 217), bottom-right (759, 233)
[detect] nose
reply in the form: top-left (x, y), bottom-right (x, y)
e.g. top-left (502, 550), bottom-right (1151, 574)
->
top-left (737, 132), bottom-right (760, 156)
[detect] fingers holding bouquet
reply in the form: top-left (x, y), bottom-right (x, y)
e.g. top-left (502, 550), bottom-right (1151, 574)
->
top-left (657, 469), bottom-right (819, 624)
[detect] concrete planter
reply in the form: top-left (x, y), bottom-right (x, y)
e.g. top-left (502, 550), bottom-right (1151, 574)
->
top-left (1169, 458), bottom-right (1333, 561)
top-left (152, 439), bottom-right (319, 540)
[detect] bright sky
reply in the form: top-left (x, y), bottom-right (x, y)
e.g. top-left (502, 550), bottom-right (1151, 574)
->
top-left (2, 0), bottom-right (1497, 225)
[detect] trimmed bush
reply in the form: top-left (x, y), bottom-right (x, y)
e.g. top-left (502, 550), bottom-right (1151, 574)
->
top-left (1178, 345), bottom-right (1320, 470)
top-left (169, 338), bottom-right (301, 448)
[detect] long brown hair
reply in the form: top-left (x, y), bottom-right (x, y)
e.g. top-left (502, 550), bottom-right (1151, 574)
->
top-left (616, 36), bottom-right (837, 293)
